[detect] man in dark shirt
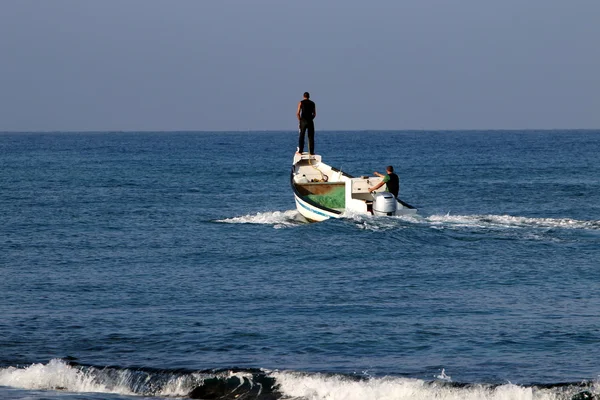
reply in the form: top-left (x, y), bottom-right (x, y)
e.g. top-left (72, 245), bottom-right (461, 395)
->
top-left (368, 166), bottom-right (400, 198)
top-left (296, 92), bottom-right (317, 155)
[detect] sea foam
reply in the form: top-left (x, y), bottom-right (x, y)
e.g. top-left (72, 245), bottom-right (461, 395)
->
top-left (426, 214), bottom-right (600, 231)
top-left (217, 209), bottom-right (304, 228)
top-left (0, 359), bottom-right (134, 395)
top-left (272, 370), bottom-right (597, 400)
top-left (1, 360), bottom-right (598, 400)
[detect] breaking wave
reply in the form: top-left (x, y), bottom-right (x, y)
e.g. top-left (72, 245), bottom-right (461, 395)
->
top-left (0, 359), bottom-right (277, 399)
top-left (0, 359), bottom-right (598, 400)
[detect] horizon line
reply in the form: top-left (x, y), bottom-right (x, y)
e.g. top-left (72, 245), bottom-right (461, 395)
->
top-left (1, 128), bottom-right (599, 134)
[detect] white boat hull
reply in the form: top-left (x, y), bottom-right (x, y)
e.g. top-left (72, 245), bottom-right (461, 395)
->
top-left (291, 153), bottom-right (417, 222)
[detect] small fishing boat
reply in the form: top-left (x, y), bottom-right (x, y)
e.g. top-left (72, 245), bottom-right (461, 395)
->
top-left (291, 153), bottom-right (417, 222)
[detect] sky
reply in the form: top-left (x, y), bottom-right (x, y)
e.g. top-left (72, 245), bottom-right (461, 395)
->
top-left (1, 0), bottom-right (599, 131)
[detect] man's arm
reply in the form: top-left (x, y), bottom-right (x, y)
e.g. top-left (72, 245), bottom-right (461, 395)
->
top-left (369, 174), bottom-right (388, 192)
top-left (296, 102), bottom-right (302, 120)
top-left (368, 181), bottom-right (385, 192)
top-left (374, 171), bottom-right (384, 178)
top-left (313, 105), bottom-right (317, 119)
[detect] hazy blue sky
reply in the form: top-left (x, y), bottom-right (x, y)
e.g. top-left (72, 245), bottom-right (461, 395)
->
top-left (1, 0), bottom-right (599, 131)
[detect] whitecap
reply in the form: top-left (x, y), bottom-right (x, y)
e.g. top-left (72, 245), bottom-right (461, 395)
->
top-left (0, 359), bottom-right (133, 395)
top-left (271, 371), bottom-right (575, 400)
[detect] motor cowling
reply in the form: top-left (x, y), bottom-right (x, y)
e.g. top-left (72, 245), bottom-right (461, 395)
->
top-left (373, 192), bottom-right (397, 216)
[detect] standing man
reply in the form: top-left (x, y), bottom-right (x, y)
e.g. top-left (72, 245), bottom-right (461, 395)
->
top-left (296, 92), bottom-right (317, 155)
top-left (368, 166), bottom-right (400, 198)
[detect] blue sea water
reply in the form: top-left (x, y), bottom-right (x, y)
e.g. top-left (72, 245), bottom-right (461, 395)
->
top-left (1, 130), bottom-right (599, 400)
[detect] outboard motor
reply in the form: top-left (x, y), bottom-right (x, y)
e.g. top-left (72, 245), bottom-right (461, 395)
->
top-left (372, 192), bottom-right (397, 216)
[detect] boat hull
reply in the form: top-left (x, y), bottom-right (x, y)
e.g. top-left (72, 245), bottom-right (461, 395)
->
top-left (293, 193), bottom-right (341, 222)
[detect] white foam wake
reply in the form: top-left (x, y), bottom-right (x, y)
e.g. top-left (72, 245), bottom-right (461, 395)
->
top-left (341, 210), bottom-right (418, 231)
top-left (426, 214), bottom-right (600, 231)
top-left (219, 210), bottom-right (599, 234)
top-left (217, 210), bottom-right (304, 228)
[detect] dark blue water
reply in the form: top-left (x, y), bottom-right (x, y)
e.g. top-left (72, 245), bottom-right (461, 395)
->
top-left (1, 131), bottom-right (599, 400)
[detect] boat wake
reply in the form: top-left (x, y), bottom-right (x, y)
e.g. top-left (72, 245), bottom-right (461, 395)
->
top-left (344, 211), bottom-right (600, 235)
top-left (216, 210), bottom-right (306, 228)
top-left (0, 359), bottom-right (598, 400)
top-left (218, 210), bottom-right (599, 236)
top-left (424, 214), bottom-right (600, 231)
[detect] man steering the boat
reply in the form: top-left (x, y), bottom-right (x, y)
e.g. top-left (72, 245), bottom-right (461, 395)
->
top-left (296, 92), bottom-right (317, 155)
top-left (368, 166), bottom-right (399, 198)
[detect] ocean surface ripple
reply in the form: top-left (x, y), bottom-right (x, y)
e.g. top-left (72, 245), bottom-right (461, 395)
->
top-left (1, 130), bottom-right (599, 399)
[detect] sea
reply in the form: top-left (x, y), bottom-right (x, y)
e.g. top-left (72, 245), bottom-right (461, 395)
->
top-left (1, 130), bottom-right (599, 400)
